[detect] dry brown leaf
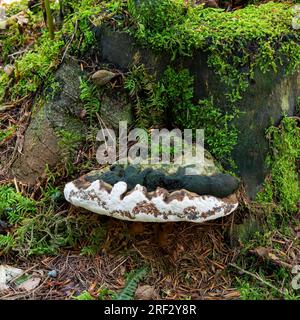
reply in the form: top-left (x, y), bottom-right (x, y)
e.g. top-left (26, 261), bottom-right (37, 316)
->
top-left (91, 70), bottom-right (119, 86)
top-left (135, 285), bottom-right (159, 300)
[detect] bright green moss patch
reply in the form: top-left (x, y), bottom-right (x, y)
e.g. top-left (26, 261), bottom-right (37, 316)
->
top-left (0, 0), bottom-right (104, 104)
top-left (0, 7), bottom-right (44, 65)
top-left (0, 125), bottom-right (16, 143)
top-left (11, 34), bottom-right (64, 99)
top-left (0, 185), bottom-right (37, 224)
top-left (257, 117), bottom-right (300, 213)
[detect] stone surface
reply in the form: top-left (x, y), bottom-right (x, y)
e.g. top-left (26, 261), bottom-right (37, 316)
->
top-left (11, 61), bottom-right (87, 184)
top-left (95, 26), bottom-right (170, 79)
top-left (188, 55), bottom-right (300, 198)
top-left (16, 277), bottom-right (41, 291)
top-left (95, 26), bottom-right (300, 198)
top-left (0, 265), bottom-right (23, 292)
top-left (99, 88), bottom-right (133, 131)
top-left (10, 60), bottom-right (134, 184)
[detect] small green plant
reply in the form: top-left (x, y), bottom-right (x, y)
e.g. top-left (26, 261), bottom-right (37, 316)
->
top-left (74, 290), bottom-right (95, 300)
top-left (80, 226), bottom-right (107, 256)
top-left (74, 288), bottom-right (116, 300)
top-left (79, 77), bottom-right (101, 125)
top-left (0, 185), bottom-right (37, 224)
top-left (115, 268), bottom-right (148, 300)
top-left (124, 64), bottom-right (166, 128)
top-left (234, 265), bottom-right (300, 300)
top-left (9, 33), bottom-right (64, 100)
top-left (61, 0), bottom-right (102, 55)
top-left (57, 129), bottom-right (83, 155)
top-left (0, 126), bottom-right (16, 143)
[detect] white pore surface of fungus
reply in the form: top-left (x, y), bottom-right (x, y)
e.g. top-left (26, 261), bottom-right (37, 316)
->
top-left (64, 179), bottom-right (238, 223)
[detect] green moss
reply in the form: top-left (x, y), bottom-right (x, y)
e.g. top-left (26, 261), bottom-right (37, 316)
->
top-left (256, 117), bottom-right (300, 213)
top-left (109, 1), bottom-right (300, 103)
top-left (125, 64), bottom-right (238, 165)
top-left (0, 0), bottom-right (104, 104)
top-left (56, 129), bottom-right (85, 175)
top-left (0, 71), bottom-right (9, 100)
top-left (235, 274), bottom-right (300, 300)
top-left (0, 185), bottom-right (37, 224)
top-left (297, 96), bottom-right (300, 115)
top-left (0, 184), bottom-right (107, 256)
top-left (61, 0), bottom-right (103, 55)
top-left (79, 77), bottom-right (101, 125)
top-left (12, 34), bottom-right (64, 99)
top-left (0, 20), bottom-right (26, 63)
top-left (124, 64), bottom-right (166, 128)
top-left (4, 0), bottom-right (29, 16)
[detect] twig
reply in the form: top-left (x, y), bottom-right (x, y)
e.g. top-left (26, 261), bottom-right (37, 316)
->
top-left (8, 48), bottom-right (30, 58)
top-left (61, 19), bottom-right (78, 63)
top-left (13, 177), bottom-right (19, 193)
top-left (286, 116), bottom-right (300, 121)
top-left (109, 257), bottom-right (128, 275)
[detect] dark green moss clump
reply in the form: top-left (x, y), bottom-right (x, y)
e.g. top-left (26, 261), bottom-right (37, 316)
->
top-left (91, 165), bottom-right (240, 198)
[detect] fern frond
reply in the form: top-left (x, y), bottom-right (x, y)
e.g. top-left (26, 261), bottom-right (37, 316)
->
top-left (115, 268), bottom-right (148, 300)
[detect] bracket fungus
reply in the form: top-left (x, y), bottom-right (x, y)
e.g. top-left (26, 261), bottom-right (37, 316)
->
top-left (64, 155), bottom-right (240, 223)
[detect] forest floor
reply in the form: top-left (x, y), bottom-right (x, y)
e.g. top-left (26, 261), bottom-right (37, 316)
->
top-left (1, 217), bottom-right (242, 300)
top-left (1, 199), bottom-right (299, 300)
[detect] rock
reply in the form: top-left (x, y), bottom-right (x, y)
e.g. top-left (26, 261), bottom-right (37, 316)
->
top-left (91, 69), bottom-right (119, 86)
top-left (48, 270), bottom-right (57, 278)
top-left (11, 61), bottom-right (87, 184)
top-left (0, 220), bottom-right (11, 233)
top-left (10, 60), bottom-right (134, 184)
top-left (64, 154), bottom-right (239, 223)
top-left (0, 265), bottom-right (23, 292)
top-left (95, 26), bottom-right (170, 80)
top-left (99, 88), bottom-right (133, 131)
top-left (135, 285), bottom-right (159, 300)
top-left (16, 277), bottom-right (41, 291)
top-left (4, 64), bottom-right (14, 77)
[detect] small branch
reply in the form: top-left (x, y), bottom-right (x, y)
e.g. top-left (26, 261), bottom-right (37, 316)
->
top-left (286, 116), bottom-right (300, 121)
top-left (61, 19), bottom-right (78, 63)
